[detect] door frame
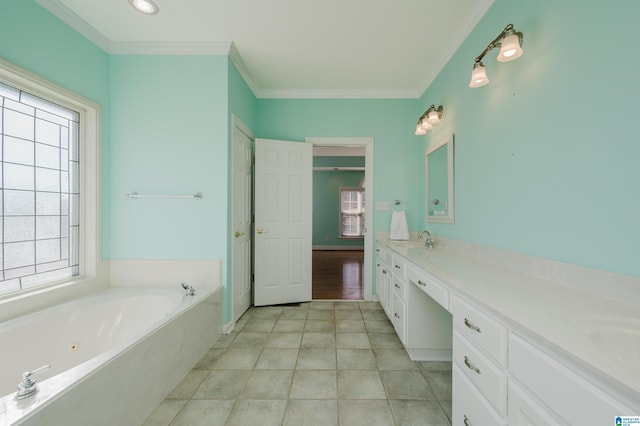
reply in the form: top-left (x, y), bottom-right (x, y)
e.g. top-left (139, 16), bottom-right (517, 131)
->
top-left (305, 136), bottom-right (374, 301)
top-left (231, 114), bottom-right (254, 321)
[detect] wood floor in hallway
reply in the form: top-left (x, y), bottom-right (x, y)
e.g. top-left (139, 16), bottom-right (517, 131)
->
top-left (312, 250), bottom-right (364, 300)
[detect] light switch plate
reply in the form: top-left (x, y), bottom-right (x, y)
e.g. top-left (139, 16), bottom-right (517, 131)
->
top-left (375, 201), bottom-right (389, 211)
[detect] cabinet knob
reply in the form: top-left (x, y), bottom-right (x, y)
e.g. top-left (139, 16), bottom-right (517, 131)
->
top-left (394, 313), bottom-right (400, 319)
top-left (394, 265), bottom-right (401, 269)
top-left (417, 280), bottom-right (426, 287)
top-left (394, 283), bottom-right (400, 289)
top-left (463, 414), bottom-right (471, 426)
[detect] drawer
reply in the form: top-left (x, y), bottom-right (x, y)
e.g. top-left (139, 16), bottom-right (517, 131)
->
top-left (452, 295), bottom-right (507, 367)
top-left (391, 254), bottom-right (406, 280)
top-left (391, 292), bottom-right (406, 343)
top-left (407, 264), bottom-right (450, 310)
top-left (453, 364), bottom-right (506, 426)
top-left (392, 274), bottom-right (407, 302)
top-left (453, 330), bottom-right (507, 416)
top-left (377, 247), bottom-right (392, 265)
top-left (509, 332), bottom-right (632, 425)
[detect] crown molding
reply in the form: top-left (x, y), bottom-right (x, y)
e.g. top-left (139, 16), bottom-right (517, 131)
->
top-left (109, 41), bottom-right (233, 55)
top-left (254, 88), bottom-right (422, 99)
top-left (228, 43), bottom-right (259, 97)
top-left (36, 0), bottom-right (111, 52)
top-left (416, 0), bottom-right (495, 95)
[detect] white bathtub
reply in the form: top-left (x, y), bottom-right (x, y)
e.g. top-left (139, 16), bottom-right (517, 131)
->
top-left (0, 285), bottom-right (222, 426)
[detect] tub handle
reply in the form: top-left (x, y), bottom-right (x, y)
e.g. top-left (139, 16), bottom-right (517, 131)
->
top-left (15, 364), bottom-right (51, 400)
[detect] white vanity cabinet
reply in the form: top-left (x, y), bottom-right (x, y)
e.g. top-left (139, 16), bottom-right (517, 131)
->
top-left (452, 294), bottom-right (508, 425)
top-left (375, 247), bottom-right (392, 317)
top-left (508, 332), bottom-right (634, 425)
top-left (390, 254), bottom-right (407, 343)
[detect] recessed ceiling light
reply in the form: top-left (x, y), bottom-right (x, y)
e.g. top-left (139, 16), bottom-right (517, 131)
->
top-left (129, 0), bottom-right (159, 15)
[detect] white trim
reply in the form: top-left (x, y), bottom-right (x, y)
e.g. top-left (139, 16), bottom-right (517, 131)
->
top-left (35, 0), bottom-right (111, 52)
top-left (257, 88), bottom-right (422, 99)
top-left (306, 137), bottom-right (374, 301)
top-left (0, 58), bottom-right (103, 299)
top-left (110, 41), bottom-right (233, 55)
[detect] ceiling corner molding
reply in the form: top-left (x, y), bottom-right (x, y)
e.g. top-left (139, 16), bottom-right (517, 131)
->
top-left (36, 0), bottom-right (111, 52)
top-left (228, 42), bottom-right (260, 97)
top-left (256, 88), bottom-right (422, 100)
top-left (417, 0), bottom-right (495, 96)
top-left (109, 41), bottom-right (233, 55)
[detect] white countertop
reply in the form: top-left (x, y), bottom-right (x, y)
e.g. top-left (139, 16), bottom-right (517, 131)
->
top-left (378, 238), bottom-right (640, 408)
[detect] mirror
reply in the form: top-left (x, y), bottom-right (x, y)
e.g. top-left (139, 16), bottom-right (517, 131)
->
top-left (426, 133), bottom-right (454, 223)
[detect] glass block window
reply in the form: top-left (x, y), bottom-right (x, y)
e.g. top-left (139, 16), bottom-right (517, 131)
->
top-left (0, 80), bottom-right (80, 294)
top-left (340, 187), bottom-right (365, 238)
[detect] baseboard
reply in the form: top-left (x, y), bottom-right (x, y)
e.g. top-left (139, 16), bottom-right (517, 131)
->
top-left (406, 348), bottom-right (452, 362)
top-left (222, 320), bottom-right (235, 335)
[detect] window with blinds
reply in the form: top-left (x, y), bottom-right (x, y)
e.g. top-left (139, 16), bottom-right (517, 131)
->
top-left (339, 187), bottom-right (365, 238)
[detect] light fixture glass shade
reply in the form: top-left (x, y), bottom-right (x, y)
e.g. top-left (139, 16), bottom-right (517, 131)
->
top-left (469, 63), bottom-right (490, 88)
top-left (421, 119), bottom-right (433, 131)
top-left (129, 0), bottom-right (159, 15)
top-left (415, 124), bottom-right (427, 135)
top-left (427, 108), bottom-right (441, 125)
top-left (497, 33), bottom-right (523, 62)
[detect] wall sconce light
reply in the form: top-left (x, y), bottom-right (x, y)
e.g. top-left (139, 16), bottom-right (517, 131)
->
top-left (414, 104), bottom-right (443, 135)
top-left (469, 23), bottom-right (523, 88)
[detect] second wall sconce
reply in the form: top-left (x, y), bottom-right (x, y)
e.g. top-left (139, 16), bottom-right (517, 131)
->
top-left (469, 23), bottom-right (524, 88)
top-left (415, 104), bottom-right (443, 135)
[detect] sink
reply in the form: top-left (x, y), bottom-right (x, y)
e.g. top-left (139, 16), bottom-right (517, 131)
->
top-left (407, 247), bottom-right (432, 259)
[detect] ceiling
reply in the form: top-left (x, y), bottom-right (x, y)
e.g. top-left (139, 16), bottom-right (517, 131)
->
top-left (36, 0), bottom-right (493, 99)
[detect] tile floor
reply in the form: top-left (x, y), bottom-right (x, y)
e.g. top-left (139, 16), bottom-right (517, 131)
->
top-left (143, 300), bottom-right (452, 426)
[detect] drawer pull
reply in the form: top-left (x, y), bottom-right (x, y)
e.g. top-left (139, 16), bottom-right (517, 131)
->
top-left (417, 280), bottom-right (427, 287)
top-left (394, 283), bottom-right (401, 289)
top-left (463, 414), bottom-right (471, 426)
top-left (395, 264), bottom-right (401, 269)
top-left (464, 318), bottom-right (481, 333)
top-left (382, 270), bottom-right (388, 275)
top-left (464, 356), bottom-right (481, 375)
top-left (394, 313), bottom-right (400, 319)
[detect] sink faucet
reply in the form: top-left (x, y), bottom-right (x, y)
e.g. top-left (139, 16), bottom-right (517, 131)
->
top-left (418, 230), bottom-right (434, 249)
top-left (181, 283), bottom-right (195, 296)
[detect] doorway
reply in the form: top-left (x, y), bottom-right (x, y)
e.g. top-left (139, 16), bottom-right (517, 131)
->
top-left (306, 137), bottom-right (374, 302)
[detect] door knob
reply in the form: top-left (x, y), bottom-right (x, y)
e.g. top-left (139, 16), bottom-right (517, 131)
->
top-left (235, 231), bottom-right (245, 238)
top-left (256, 227), bottom-right (266, 234)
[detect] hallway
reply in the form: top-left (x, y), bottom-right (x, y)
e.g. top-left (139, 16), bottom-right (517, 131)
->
top-left (143, 301), bottom-right (452, 425)
top-left (312, 250), bottom-right (364, 300)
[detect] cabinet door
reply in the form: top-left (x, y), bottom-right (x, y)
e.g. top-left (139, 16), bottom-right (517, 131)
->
top-left (508, 380), bottom-right (566, 426)
top-left (453, 365), bottom-right (506, 426)
top-left (392, 291), bottom-right (406, 344)
top-left (376, 258), bottom-right (390, 316)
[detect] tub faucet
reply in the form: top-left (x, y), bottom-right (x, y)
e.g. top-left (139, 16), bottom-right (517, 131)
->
top-left (15, 364), bottom-right (51, 400)
top-left (418, 230), bottom-right (434, 249)
top-left (181, 283), bottom-right (196, 296)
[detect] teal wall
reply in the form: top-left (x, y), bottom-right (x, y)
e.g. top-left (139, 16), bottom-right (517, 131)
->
top-left (313, 169), bottom-right (365, 248)
top-left (256, 98), bottom-right (422, 239)
top-left (108, 55), bottom-right (229, 260)
top-left (0, 0), bottom-right (111, 257)
top-left (418, 0), bottom-right (640, 278)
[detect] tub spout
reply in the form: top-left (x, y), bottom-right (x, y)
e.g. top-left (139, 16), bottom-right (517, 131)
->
top-left (15, 364), bottom-right (51, 400)
top-left (181, 283), bottom-right (196, 296)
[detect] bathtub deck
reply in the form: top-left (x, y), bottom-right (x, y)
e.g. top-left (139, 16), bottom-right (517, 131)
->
top-left (143, 300), bottom-right (452, 425)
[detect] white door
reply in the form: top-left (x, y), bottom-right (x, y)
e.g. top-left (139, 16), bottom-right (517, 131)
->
top-left (232, 119), bottom-right (253, 321)
top-left (254, 138), bottom-right (312, 306)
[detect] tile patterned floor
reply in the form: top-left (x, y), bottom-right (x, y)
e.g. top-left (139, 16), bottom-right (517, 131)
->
top-left (143, 301), bottom-right (452, 426)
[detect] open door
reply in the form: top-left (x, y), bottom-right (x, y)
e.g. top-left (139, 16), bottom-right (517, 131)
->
top-left (253, 138), bottom-right (312, 306)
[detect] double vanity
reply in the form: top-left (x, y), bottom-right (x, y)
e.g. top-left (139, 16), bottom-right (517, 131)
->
top-left (376, 235), bottom-right (640, 425)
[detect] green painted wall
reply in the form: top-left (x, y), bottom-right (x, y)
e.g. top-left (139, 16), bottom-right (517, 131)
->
top-left (0, 0), bottom-right (111, 258)
top-left (108, 55), bottom-right (229, 260)
top-left (418, 0), bottom-right (640, 278)
top-left (313, 170), bottom-right (365, 248)
top-left (256, 98), bottom-right (422, 240)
